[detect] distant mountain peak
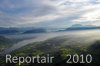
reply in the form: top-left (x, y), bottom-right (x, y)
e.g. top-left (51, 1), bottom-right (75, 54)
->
top-left (70, 24), bottom-right (95, 28)
top-left (71, 24), bottom-right (83, 27)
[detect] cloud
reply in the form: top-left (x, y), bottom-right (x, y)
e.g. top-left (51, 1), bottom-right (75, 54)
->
top-left (0, 0), bottom-right (100, 27)
top-left (73, 4), bottom-right (100, 25)
top-left (0, 0), bottom-right (58, 27)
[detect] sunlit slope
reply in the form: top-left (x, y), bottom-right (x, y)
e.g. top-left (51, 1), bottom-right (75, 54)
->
top-left (10, 32), bottom-right (100, 66)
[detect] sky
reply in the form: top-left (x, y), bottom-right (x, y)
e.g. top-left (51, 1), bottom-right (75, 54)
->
top-left (0, 0), bottom-right (100, 28)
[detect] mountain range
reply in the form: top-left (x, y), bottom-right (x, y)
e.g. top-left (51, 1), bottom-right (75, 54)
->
top-left (66, 24), bottom-right (100, 30)
top-left (0, 24), bottom-right (100, 34)
top-left (58, 24), bottom-right (100, 32)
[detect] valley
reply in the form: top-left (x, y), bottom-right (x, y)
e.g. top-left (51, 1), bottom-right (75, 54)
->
top-left (0, 29), bottom-right (100, 66)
